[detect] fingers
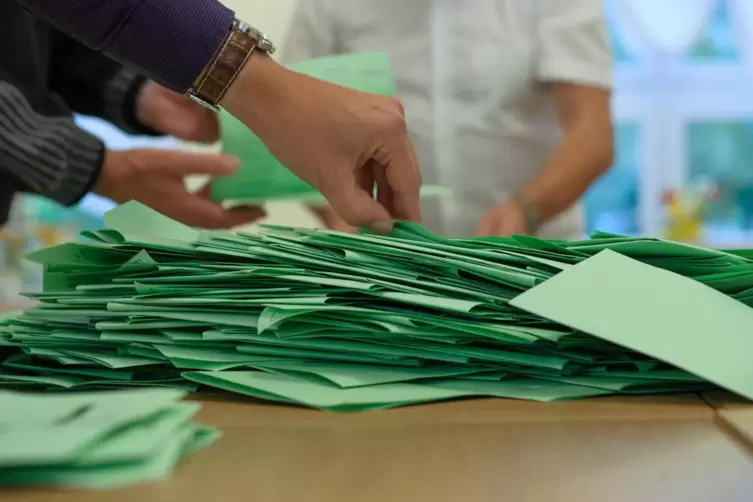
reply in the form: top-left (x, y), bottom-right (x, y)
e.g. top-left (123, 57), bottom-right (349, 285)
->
top-left (475, 214), bottom-right (496, 236)
top-left (325, 172), bottom-right (393, 233)
top-left (170, 197), bottom-right (265, 229)
top-left (214, 206), bottom-right (267, 228)
top-left (374, 130), bottom-right (422, 222)
top-left (373, 164), bottom-right (395, 215)
top-left (195, 182), bottom-right (214, 200)
top-left (149, 151), bottom-right (240, 176)
top-left (475, 205), bottom-right (527, 237)
top-left (355, 161), bottom-right (376, 199)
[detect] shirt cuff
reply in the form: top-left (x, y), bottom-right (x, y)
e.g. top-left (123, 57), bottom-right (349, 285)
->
top-left (102, 66), bottom-right (162, 136)
top-left (0, 181), bottom-right (15, 226)
top-left (42, 128), bottom-right (106, 207)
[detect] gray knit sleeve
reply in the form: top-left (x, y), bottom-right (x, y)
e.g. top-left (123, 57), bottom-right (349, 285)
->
top-left (0, 81), bottom-right (104, 206)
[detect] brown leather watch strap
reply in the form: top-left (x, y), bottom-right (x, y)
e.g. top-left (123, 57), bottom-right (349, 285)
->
top-left (189, 20), bottom-right (259, 110)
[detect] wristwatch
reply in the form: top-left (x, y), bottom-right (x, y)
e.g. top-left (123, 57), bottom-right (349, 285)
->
top-left (187, 19), bottom-right (276, 111)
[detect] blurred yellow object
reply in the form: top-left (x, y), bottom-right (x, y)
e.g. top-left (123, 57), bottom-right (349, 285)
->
top-left (33, 225), bottom-right (64, 247)
top-left (662, 188), bottom-right (711, 243)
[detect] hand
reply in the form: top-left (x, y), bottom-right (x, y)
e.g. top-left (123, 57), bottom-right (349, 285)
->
top-left (311, 206), bottom-right (358, 233)
top-left (475, 200), bottom-right (529, 237)
top-left (93, 150), bottom-right (265, 229)
top-left (222, 54), bottom-right (421, 232)
top-left (136, 82), bottom-right (219, 143)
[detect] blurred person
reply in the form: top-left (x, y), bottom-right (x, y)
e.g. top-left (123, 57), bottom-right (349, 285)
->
top-left (10, 0), bottom-right (423, 232)
top-left (290, 0), bottom-right (615, 238)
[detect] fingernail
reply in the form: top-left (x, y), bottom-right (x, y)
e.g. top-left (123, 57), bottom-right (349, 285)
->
top-left (224, 156), bottom-right (240, 171)
top-left (370, 220), bottom-right (393, 234)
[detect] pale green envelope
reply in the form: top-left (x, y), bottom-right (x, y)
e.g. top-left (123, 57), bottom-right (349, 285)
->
top-left (211, 52), bottom-right (448, 202)
top-left (0, 389), bottom-right (219, 489)
top-left (182, 371), bottom-right (611, 410)
top-left (250, 361), bottom-right (482, 388)
top-left (182, 371), bottom-right (472, 411)
top-left (511, 249), bottom-right (753, 400)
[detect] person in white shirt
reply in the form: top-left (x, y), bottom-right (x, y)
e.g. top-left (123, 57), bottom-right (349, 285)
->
top-left (287, 0), bottom-right (615, 238)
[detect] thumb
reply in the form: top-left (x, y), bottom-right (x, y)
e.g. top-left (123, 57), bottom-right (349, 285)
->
top-left (327, 183), bottom-right (394, 233)
top-left (150, 151), bottom-right (240, 177)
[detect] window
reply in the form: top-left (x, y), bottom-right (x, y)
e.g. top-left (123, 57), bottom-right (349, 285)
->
top-left (585, 124), bottom-right (641, 235)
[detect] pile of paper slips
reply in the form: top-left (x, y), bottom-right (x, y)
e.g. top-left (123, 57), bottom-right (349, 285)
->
top-left (2, 201), bottom-right (753, 410)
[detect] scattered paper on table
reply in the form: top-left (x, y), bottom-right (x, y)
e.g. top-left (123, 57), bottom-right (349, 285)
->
top-left (0, 389), bottom-right (219, 489)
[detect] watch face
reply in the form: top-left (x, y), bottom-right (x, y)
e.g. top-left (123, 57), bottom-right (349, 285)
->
top-left (259, 38), bottom-right (276, 54)
top-left (238, 21), bottom-right (276, 54)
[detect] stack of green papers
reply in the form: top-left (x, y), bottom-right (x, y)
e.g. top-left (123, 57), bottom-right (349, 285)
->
top-left (0, 389), bottom-right (219, 489)
top-left (4, 201), bottom-right (753, 410)
top-left (212, 51), bottom-right (448, 203)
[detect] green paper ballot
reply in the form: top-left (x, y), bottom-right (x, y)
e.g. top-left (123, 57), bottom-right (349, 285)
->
top-left (5, 202), bottom-right (750, 410)
top-left (211, 52), bottom-right (447, 202)
top-left (182, 371), bottom-right (472, 411)
top-left (0, 389), bottom-right (219, 489)
top-left (183, 371), bottom-right (611, 410)
top-left (511, 250), bottom-right (753, 400)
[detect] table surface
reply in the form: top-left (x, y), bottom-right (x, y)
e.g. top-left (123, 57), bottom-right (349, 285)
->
top-left (5, 395), bottom-right (753, 502)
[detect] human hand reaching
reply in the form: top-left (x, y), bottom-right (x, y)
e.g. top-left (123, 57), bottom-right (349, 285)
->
top-left (93, 149), bottom-right (264, 229)
top-left (137, 82), bottom-right (219, 143)
top-left (222, 55), bottom-right (421, 232)
top-left (475, 200), bottom-right (529, 236)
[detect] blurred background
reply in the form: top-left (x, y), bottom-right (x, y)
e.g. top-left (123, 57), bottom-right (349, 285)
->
top-left (3, 0), bottom-right (753, 304)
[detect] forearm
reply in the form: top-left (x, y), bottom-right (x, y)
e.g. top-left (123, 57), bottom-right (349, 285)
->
top-left (15, 0), bottom-right (234, 92)
top-left (520, 120), bottom-right (614, 221)
top-left (0, 82), bottom-right (104, 206)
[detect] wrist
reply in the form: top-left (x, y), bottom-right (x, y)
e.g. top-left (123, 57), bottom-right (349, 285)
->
top-left (513, 195), bottom-right (543, 234)
top-left (222, 53), bottom-right (288, 129)
top-left (93, 150), bottom-right (132, 203)
top-left (133, 83), bottom-right (162, 134)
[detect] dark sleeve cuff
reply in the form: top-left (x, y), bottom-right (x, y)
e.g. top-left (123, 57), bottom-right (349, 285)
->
top-left (0, 81), bottom-right (106, 208)
top-left (0, 178), bottom-right (15, 227)
top-left (103, 66), bottom-right (162, 137)
top-left (40, 128), bottom-right (105, 207)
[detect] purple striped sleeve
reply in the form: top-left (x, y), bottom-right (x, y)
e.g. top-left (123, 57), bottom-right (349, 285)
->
top-left (15, 0), bottom-right (235, 92)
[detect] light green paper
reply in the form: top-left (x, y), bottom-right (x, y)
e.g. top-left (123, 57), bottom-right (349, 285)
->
top-left (426, 377), bottom-right (612, 402)
top-left (0, 389), bottom-right (218, 489)
top-left (252, 361), bottom-right (481, 388)
top-left (103, 201), bottom-right (200, 243)
top-left (511, 249), bottom-right (753, 400)
top-left (182, 371), bottom-right (471, 411)
top-left (212, 52), bottom-right (395, 202)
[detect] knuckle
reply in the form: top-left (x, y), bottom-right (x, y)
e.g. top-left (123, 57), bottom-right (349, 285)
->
top-left (393, 99), bottom-right (406, 117)
top-left (372, 98), bottom-right (407, 127)
top-left (340, 202), bottom-right (373, 226)
top-left (382, 112), bottom-right (407, 134)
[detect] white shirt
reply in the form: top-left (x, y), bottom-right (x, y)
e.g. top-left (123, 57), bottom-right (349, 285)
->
top-left (284, 0), bottom-right (613, 238)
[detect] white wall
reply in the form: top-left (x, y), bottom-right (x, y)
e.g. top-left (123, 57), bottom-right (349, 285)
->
top-left (223, 0), bottom-right (298, 44)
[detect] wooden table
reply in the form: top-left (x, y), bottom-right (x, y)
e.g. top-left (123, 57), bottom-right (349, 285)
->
top-left (5, 394), bottom-right (753, 502)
